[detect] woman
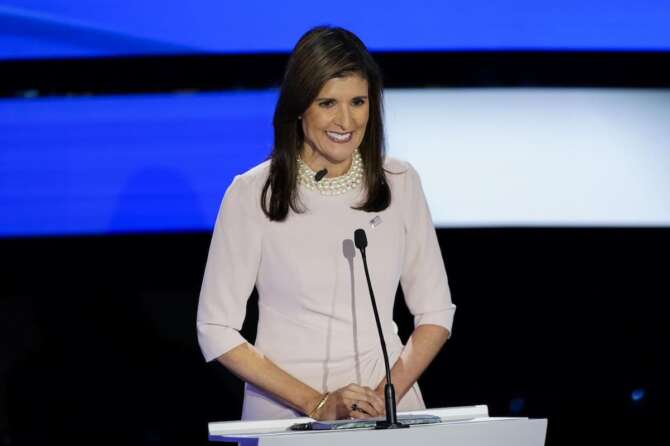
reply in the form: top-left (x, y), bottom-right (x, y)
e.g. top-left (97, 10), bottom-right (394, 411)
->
top-left (196, 26), bottom-right (456, 421)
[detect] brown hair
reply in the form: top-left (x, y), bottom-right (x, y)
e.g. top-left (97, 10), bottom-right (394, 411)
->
top-left (261, 26), bottom-right (390, 221)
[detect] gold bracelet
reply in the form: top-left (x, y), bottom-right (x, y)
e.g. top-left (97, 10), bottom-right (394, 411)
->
top-left (307, 392), bottom-right (330, 419)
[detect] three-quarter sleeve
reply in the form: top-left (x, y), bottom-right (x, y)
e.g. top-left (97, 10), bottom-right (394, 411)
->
top-left (196, 175), bottom-right (263, 362)
top-left (399, 163), bottom-right (456, 337)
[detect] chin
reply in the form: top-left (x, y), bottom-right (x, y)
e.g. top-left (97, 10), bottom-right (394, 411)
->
top-left (326, 148), bottom-right (356, 164)
top-left (323, 139), bottom-right (363, 161)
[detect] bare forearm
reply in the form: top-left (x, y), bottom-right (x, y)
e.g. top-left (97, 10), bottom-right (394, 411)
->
top-left (375, 324), bottom-right (449, 401)
top-left (217, 342), bottom-right (322, 415)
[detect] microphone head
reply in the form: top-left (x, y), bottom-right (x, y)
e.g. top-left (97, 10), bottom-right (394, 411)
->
top-left (354, 229), bottom-right (368, 250)
top-left (315, 168), bottom-right (328, 182)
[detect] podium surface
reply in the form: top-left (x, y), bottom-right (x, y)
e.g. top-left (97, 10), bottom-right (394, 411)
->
top-left (208, 405), bottom-right (547, 446)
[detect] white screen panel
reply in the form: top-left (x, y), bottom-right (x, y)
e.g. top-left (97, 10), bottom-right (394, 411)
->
top-left (385, 88), bottom-right (670, 227)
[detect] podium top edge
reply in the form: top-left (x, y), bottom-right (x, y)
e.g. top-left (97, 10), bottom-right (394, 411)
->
top-left (208, 405), bottom-right (490, 436)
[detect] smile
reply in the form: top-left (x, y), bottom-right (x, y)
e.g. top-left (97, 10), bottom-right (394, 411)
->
top-left (326, 131), bottom-right (353, 143)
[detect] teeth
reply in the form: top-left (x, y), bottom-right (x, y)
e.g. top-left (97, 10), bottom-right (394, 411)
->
top-left (326, 131), bottom-right (352, 142)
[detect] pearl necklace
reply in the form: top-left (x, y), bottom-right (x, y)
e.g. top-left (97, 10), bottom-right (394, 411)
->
top-left (297, 150), bottom-right (364, 195)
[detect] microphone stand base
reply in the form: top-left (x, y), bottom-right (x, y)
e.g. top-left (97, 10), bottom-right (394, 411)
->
top-left (374, 421), bottom-right (410, 429)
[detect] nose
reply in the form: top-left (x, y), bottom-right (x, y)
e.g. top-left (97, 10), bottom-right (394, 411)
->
top-left (334, 103), bottom-right (352, 130)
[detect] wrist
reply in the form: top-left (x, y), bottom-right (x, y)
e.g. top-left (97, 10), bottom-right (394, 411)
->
top-left (306, 392), bottom-right (330, 418)
top-left (301, 391), bottom-right (324, 416)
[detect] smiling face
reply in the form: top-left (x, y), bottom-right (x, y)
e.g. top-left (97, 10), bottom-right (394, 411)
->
top-left (300, 73), bottom-right (369, 177)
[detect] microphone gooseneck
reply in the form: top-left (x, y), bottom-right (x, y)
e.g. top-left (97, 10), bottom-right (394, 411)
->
top-left (314, 168), bottom-right (328, 182)
top-left (353, 228), bottom-right (408, 429)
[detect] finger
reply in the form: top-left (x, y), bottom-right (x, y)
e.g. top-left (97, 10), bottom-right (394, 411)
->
top-left (347, 383), bottom-right (380, 396)
top-left (355, 400), bottom-right (381, 417)
top-left (368, 388), bottom-right (385, 405)
top-left (364, 388), bottom-right (385, 414)
top-left (348, 406), bottom-right (372, 419)
top-left (369, 397), bottom-right (385, 415)
top-left (341, 388), bottom-right (368, 402)
top-left (344, 397), bottom-right (380, 418)
top-left (354, 387), bottom-right (385, 414)
top-left (342, 387), bottom-right (385, 415)
top-left (342, 385), bottom-right (377, 399)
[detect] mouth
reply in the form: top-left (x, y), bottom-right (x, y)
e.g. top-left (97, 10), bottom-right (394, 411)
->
top-left (325, 130), bottom-right (353, 143)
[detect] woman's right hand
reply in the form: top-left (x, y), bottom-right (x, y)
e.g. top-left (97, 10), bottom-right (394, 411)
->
top-left (312, 384), bottom-right (386, 420)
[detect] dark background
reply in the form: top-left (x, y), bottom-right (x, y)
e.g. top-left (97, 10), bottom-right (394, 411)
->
top-left (2, 228), bottom-right (668, 446)
top-left (2, 51), bottom-right (670, 446)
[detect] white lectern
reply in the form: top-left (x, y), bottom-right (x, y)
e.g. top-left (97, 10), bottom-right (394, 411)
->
top-left (208, 405), bottom-right (547, 446)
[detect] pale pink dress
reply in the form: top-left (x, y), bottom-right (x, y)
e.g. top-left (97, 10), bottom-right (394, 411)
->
top-left (196, 157), bottom-right (456, 420)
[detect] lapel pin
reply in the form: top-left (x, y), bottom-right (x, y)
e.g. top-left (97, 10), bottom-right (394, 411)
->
top-left (370, 215), bottom-right (382, 228)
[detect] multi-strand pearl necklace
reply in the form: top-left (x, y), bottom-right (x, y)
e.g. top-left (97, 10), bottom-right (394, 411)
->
top-left (297, 150), bottom-right (364, 195)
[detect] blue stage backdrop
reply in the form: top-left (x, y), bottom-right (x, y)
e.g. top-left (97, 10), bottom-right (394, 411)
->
top-left (0, 91), bottom-right (276, 236)
top-left (1, 0), bottom-right (670, 59)
top-left (2, 88), bottom-right (670, 237)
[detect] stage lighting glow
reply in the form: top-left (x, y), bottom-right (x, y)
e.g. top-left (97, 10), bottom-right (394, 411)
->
top-left (509, 397), bottom-right (525, 414)
top-left (631, 388), bottom-right (645, 402)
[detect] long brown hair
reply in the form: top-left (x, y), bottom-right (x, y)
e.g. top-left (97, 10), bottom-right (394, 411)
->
top-left (261, 26), bottom-right (390, 221)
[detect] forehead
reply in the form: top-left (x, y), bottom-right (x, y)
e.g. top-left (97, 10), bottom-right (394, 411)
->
top-left (317, 74), bottom-right (369, 97)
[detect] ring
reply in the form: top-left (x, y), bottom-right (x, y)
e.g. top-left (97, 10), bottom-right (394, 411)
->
top-left (351, 402), bottom-right (359, 411)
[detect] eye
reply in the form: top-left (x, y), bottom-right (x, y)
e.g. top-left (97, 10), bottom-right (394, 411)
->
top-left (318, 99), bottom-right (335, 108)
top-left (352, 98), bottom-right (367, 106)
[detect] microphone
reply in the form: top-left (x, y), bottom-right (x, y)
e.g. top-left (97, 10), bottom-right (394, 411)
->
top-left (314, 168), bottom-right (328, 182)
top-left (354, 229), bottom-right (408, 429)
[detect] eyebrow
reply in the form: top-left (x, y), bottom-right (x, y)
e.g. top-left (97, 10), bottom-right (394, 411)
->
top-left (315, 96), bottom-right (369, 101)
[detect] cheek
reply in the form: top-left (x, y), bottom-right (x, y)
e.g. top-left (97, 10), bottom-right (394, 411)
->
top-left (303, 111), bottom-right (331, 136)
top-left (356, 109), bottom-right (370, 130)
top-left (356, 115), bottom-right (368, 133)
